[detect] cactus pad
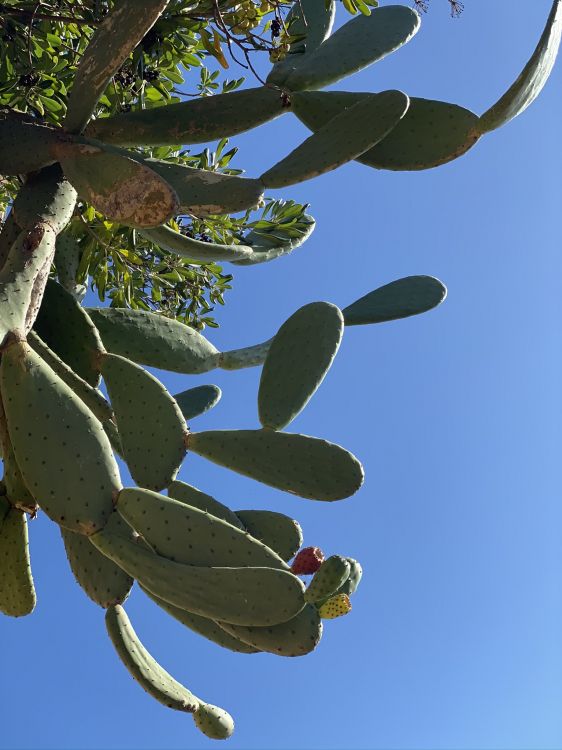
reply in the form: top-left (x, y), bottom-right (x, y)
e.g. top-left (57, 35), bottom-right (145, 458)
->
top-left (258, 301), bottom-right (344, 430)
top-left (13, 165), bottom-right (77, 234)
top-left (141, 224), bottom-right (254, 263)
top-left (0, 508), bottom-right (36, 617)
top-left (293, 91), bottom-right (480, 171)
top-left (218, 602), bottom-right (322, 657)
top-left (0, 112), bottom-right (60, 175)
top-left (117, 487), bottom-right (288, 570)
top-left (188, 429), bottom-right (364, 501)
top-left (235, 510), bottom-right (303, 562)
top-left (87, 308), bottom-right (220, 374)
top-left (100, 354), bottom-right (187, 490)
top-left (343, 276), bottom-right (447, 326)
top-left (304, 555), bottom-right (351, 604)
top-left (283, 5), bottom-right (420, 92)
top-left (335, 557), bottom-right (362, 596)
top-left (480, 0), bottom-right (562, 133)
top-left (232, 213), bottom-right (316, 266)
top-left (193, 703), bottom-right (235, 741)
top-left (85, 86), bottom-right (286, 146)
top-left (173, 385), bottom-right (222, 422)
top-left (0, 341), bottom-right (121, 534)
top-left (167, 480), bottom-right (244, 529)
top-left (105, 604), bottom-right (200, 713)
top-left (92, 528), bottom-right (306, 626)
top-left (260, 91), bottom-right (410, 188)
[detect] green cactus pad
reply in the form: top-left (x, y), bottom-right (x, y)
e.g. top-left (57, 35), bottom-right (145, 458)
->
top-left (12, 165), bottom-right (77, 234)
top-left (139, 159), bottom-right (264, 217)
top-left (28, 331), bottom-right (113, 423)
top-left (0, 509), bottom-right (36, 617)
top-left (342, 276), bottom-right (447, 326)
top-left (65, 0), bottom-right (171, 133)
top-left (0, 212), bottom-right (21, 272)
top-left (267, 0), bottom-right (336, 86)
top-left (167, 480), bottom-right (244, 529)
top-left (142, 588), bottom-right (260, 654)
top-left (0, 411), bottom-right (37, 514)
top-left (283, 5), bottom-right (420, 92)
top-left (61, 519), bottom-right (133, 608)
top-left (84, 86), bottom-right (286, 146)
top-left (173, 385), bottom-right (222, 422)
top-left (258, 302), bottom-right (344, 430)
top-left (480, 0), bottom-right (562, 133)
top-left (304, 555), bottom-right (351, 604)
top-left (235, 510), bottom-right (303, 562)
top-left (91, 529), bottom-right (306, 626)
top-left (260, 91), bottom-right (410, 188)
top-left (100, 355), bottom-right (187, 491)
top-left (105, 604), bottom-right (201, 713)
top-left (193, 703), bottom-right (235, 740)
top-left (54, 140), bottom-right (179, 228)
top-left (219, 339), bottom-right (274, 370)
top-left (54, 234), bottom-right (84, 300)
top-left (335, 557), bottom-right (362, 596)
top-left (0, 341), bottom-right (121, 534)
top-left (141, 224), bottom-right (254, 263)
top-left (34, 280), bottom-right (104, 387)
top-left (293, 91), bottom-right (480, 171)
top-left (0, 112), bottom-right (60, 175)
top-left (87, 308), bottom-right (220, 374)
top-left (218, 602), bottom-right (322, 657)
top-left (116, 488), bottom-right (288, 570)
top-left (232, 213), bottom-right (316, 266)
top-left (189, 429), bottom-right (364, 501)
top-left (0, 225), bottom-right (56, 345)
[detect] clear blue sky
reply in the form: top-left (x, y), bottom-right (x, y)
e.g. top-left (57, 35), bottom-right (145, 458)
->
top-left (3, 2), bottom-right (562, 748)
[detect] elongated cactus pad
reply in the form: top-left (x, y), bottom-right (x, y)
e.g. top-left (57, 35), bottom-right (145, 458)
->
top-left (193, 704), bottom-right (235, 741)
top-left (189, 429), bottom-right (364, 501)
top-left (267, 0), bottom-right (335, 86)
top-left (141, 224), bottom-right (254, 263)
top-left (91, 528), bottom-right (306, 626)
top-left (142, 588), bottom-right (260, 654)
top-left (85, 86), bottom-right (286, 146)
top-left (0, 112), bottom-right (60, 175)
top-left (35, 280), bottom-right (104, 387)
top-left (0, 341), bottom-right (121, 534)
top-left (304, 555), bottom-right (351, 604)
top-left (87, 308), bottom-right (220, 374)
top-left (117, 488), bottom-right (288, 570)
top-left (283, 5), bottom-right (420, 92)
top-left (65, 0), bottom-right (171, 133)
top-left (258, 301), bottom-right (344, 430)
top-left (219, 339), bottom-right (274, 370)
top-left (235, 510), bottom-right (303, 562)
top-left (105, 604), bottom-right (200, 713)
top-left (480, 0), bottom-right (562, 133)
top-left (54, 234), bottom-right (84, 300)
top-left (232, 214), bottom-right (316, 266)
top-left (293, 92), bottom-right (480, 171)
top-left (0, 225), bottom-right (56, 345)
top-left (140, 159), bottom-right (265, 217)
top-left (101, 355), bottom-right (187, 490)
top-left (167, 480), bottom-right (244, 529)
top-left (61, 519), bottom-right (133, 608)
top-left (0, 405), bottom-right (37, 514)
top-left (0, 509), bottom-right (36, 617)
top-left (54, 141), bottom-right (179, 228)
top-left (13, 165), bottom-right (77, 234)
top-left (343, 276), bottom-right (447, 326)
top-left (173, 385), bottom-right (222, 422)
top-left (260, 91), bottom-right (410, 188)
top-left (218, 602), bottom-right (322, 657)
top-left (28, 331), bottom-right (112, 423)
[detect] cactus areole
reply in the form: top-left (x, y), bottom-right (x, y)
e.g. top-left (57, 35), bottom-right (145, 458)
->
top-left (0, 0), bottom-right (559, 741)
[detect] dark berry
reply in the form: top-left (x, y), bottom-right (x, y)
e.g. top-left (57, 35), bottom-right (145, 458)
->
top-left (143, 68), bottom-right (159, 82)
top-left (271, 18), bottom-right (281, 38)
top-left (18, 73), bottom-right (39, 87)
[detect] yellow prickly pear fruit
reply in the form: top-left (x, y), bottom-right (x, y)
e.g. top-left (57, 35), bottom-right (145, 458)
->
top-left (318, 593), bottom-right (352, 620)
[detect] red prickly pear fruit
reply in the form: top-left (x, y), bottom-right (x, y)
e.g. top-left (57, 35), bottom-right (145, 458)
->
top-left (291, 546), bottom-right (325, 575)
top-left (318, 593), bottom-right (352, 620)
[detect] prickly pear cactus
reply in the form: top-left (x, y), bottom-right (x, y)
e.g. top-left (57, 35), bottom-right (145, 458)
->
top-left (0, 0), bottom-right (559, 742)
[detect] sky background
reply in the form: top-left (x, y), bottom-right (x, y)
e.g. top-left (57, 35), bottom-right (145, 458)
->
top-left (3, 1), bottom-right (562, 748)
